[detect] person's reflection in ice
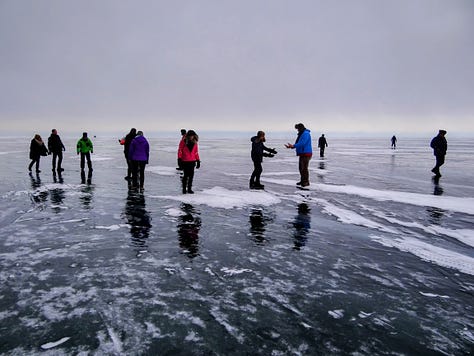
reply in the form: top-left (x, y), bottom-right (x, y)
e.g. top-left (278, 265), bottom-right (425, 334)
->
top-left (292, 203), bottom-right (311, 250)
top-left (319, 161), bottom-right (326, 170)
top-left (317, 160), bottom-right (326, 182)
top-left (177, 203), bottom-right (201, 259)
top-left (249, 208), bottom-right (272, 245)
top-left (427, 176), bottom-right (445, 224)
top-left (432, 175), bottom-right (443, 196)
top-left (53, 170), bottom-right (64, 184)
top-left (29, 172), bottom-right (48, 203)
top-left (123, 190), bottom-right (152, 248)
top-left (79, 184), bottom-right (94, 210)
top-left (81, 169), bottom-right (93, 185)
top-left (50, 184), bottom-right (65, 214)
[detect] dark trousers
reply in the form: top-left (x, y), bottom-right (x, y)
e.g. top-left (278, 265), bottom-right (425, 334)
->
top-left (250, 160), bottom-right (263, 186)
top-left (433, 154), bottom-right (445, 173)
top-left (124, 153), bottom-right (132, 178)
top-left (52, 151), bottom-right (63, 171)
top-left (299, 155), bottom-right (311, 185)
top-left (182, 161), bottom-right (196, 191)
top-left (28, 158), bottom-right (40, 172)
top-left (80, 152), bottom-right (92, 170)
top-left (131, 160), bottom-right (146, 188)
top-left (319, 147), bottom-right (325, 157)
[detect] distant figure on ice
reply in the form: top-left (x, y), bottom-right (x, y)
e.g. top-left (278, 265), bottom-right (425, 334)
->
top-left (249, 131), bottom-right (277, 190)
top-left (129, 130), bottom-right (150, 191)
top-left (76, 132), bottom-right (93, 172)
top-left (179, 130), bottom-right (200, 194)
top-left (177, 128), bottom-right (187, 170)
top-left (318, 134), bottom-right (328, 157)
top-left (391, 135), bottom-right (397, 149)
top-left (430, 129), bottom-right (447, 177)
top-left (48, 129), bottom-right (66, 174)
top-left (28, 134), bottom-right (48, 173)
top-left (285, 123), bottom-right (313, 187)
top-left (121, 128), bottom-right (137, 181)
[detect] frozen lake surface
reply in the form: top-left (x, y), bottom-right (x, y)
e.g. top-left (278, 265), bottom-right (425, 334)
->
top-left (0, 135), bottom-right (473, 354)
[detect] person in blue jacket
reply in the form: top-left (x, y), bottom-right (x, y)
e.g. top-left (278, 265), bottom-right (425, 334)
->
top-left (285, 123), bottom-right (313, 187)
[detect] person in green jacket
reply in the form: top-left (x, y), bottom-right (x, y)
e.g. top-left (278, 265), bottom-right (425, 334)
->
top-left (77, 132), bottom-right (93, 171)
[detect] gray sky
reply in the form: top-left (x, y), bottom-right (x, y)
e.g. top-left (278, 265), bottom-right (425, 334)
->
top-left (1, 0), bottom-right (473, 135)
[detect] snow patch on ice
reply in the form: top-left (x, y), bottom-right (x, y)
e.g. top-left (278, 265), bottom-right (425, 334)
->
top-left (151, 186), bottom-right (281, 209)
top-left (370, 234), bottom-right (474, 276)
top-left (419, 292), bottom-right (450, 299)
top-left (165, 208), bottom-right (187, 217)
top-left (221, 267), bottom-right (252, 276)
top-left (263, 179), bottom-right (474, 215)
top-left (328, 309), bottom-right (344, 319)
top-left (40, 336), bottom-right (70, 349)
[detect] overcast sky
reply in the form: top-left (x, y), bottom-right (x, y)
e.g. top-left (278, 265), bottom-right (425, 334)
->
top-left (1, 0), bottom-right (473, 136)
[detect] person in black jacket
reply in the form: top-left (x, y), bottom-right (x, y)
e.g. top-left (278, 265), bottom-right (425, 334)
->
top-left (48, 129), bottom-right (66, 173)
top-left (28, 134), bottom-right (48, 173)
top-left (249, 131), bottom-right (277, 189)
top-left (430, 130), bottom-right (447, 177)
top-left (122, 128), bottom-right (137, 181)
top-left (318, 134), bottom-right (328, 157)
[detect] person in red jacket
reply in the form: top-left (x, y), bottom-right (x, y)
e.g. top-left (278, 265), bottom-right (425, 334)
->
top-left (178, 130), bottom-right (200, 194)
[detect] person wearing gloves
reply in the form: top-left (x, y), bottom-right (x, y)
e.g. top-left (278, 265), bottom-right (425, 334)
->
top-left (178, 130), bottom-right (200, 194)
top-left (129, 130), bottom-right (150, 190)
top-left (76, 132), bottom-right (93, 171)
top-left (285, 123), bottom-right (313, 187)
top-left (249, 131), bottom-right (277, 190)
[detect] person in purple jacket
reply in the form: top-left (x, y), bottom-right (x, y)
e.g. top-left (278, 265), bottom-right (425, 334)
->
top-left (129, 131), bottom-right (150, 190)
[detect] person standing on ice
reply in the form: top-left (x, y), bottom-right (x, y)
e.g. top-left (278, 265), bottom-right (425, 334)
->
top-left (249, 131), bottom-right (277, 190)
top-left (179, 130), bottom-right (200, 194)
top-left (76, 132), bottom-right (93, 172)
top-left (121, 128), bottom-right (137, 181)
top-left (129, 130), bottom-right (150, 191)
top-left (391, 135), bottom-right (397, 149)
top-left (176, 128), bottom-right (186, 170)
top-left (48, 129), bottom-right (66, 174)
top-left (28, 134), bottom-right (48, 173)
top-left (285, 123), bottom-right (313, 187)
top-left (430, 129), bottom-right (447, 177)
top-left (318, 134), bottom-right (328, 157)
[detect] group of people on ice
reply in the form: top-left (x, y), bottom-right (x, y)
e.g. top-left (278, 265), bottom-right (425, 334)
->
top-left (28, 130), bottom-right (93, 175)
top-left (28, 125), bottom-right (448, 193)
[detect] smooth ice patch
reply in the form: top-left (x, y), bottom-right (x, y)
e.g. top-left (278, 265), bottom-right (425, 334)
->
top-left (151, 186), bottom-right (281, 209)
top-left (147, 165), bottom-right (179, 176)
top-left (263, 178), bottom-right (474, 215)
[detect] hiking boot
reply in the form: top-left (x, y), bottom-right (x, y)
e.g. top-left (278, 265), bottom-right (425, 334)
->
top-left (187, 188), bottom-right (194, 194)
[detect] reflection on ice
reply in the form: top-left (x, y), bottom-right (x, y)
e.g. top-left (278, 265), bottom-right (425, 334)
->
top-left (177, 203), bottom-right (201, 258)
top-left (123, 191), bottom-right (152, 248)
top-left (248, 208), bottom-right (273, 245)
top-left (292, 203), bottom-right (311, 250)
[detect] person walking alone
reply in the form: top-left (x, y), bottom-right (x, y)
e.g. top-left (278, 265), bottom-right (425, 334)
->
top-left (318, 134), bottom-right (328, 158)
top-left (249, 131), bottom-right (277, 189)
top-left (178, 130), bottom-right (200, 194)
top-left (48, 129), bottom-right (66, 174)
top-left (430, 129), bottom-right (447, 177)
top-left (28, 134), bottom-right (48, 173)
top-left (129, 131), bottom-right (150, 191)
top-left (391, 135), bottom-right (397, 149)
top-left (285, 123), bottom-right (313, 187)
top-left (76, 132), bottom-right (93, 172)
